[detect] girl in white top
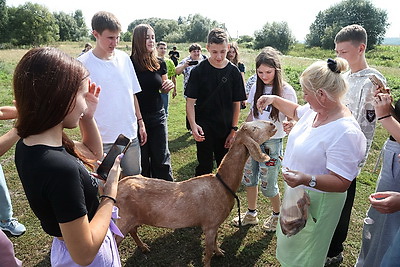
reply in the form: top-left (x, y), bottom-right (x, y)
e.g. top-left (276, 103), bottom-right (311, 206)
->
top-left (257, 58), bottom-right (366, 267)
top-left (232, 47), bottom-right (297, 232)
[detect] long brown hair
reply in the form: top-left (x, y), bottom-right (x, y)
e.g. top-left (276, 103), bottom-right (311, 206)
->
top-left (253, 47), bottom-right (284, 121)
top-left (131, 24), bottom-right (160, 72)
top-left (13, 47), bottom-right (94, 169)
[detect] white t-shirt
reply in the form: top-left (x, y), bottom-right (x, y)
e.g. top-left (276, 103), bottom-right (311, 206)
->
top-left (283, 104), bottom-right (366, 192)
top-left (247, 83), bottom-right (297, 139)
top-left (78, 50), bottom-right (141, 143)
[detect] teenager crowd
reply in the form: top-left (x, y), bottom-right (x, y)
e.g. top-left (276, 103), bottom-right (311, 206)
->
top-left (0, 10), bottom-right (398, 267)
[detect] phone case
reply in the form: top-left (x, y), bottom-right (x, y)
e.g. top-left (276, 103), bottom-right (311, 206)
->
top-left (97, 134), bottom-right (131, 180)
top-left (369, 75), bottom-right (385, 93)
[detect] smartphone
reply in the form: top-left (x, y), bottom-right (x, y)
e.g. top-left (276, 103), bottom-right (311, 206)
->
top-left (188, 60), bottom-right (198, 66)
top-left (97, 134), bottom-right (131, 180)
top-left (369, 74), bottom-right (386, 93)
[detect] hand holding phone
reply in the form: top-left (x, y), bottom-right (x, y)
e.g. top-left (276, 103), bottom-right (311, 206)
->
top-left (97, 134), bottom-right (131, 180)
top-left (369, 74), bottom-right (386, 93)
top-left (188, 60), bottom-right (198, 66)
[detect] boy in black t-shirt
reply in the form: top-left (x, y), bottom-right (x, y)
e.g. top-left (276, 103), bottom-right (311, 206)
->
top-left (185, 28), bottom-right (246, 176)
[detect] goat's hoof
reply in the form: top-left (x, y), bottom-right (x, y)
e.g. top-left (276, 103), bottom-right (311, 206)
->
top-left (139, 243), bottom-right (151, 253)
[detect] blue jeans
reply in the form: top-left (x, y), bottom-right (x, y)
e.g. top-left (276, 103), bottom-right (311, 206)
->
top-left (0, 164), bottom-right (12, 221)
top-left (103, 137), bottom-right (141, 177)
top-left (161, 92), bottom-right (169, 116)
top-left (141, 110), bottom-right (173, 181)
top-left (242, 138), bottom-right (283, 197)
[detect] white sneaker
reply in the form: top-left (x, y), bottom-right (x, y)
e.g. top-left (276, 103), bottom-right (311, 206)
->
top-left (263, 214), bottom-right (279, 232)
top-left (232, 212), bottom-right (259, 226)
top-left (0, 218), bottom-right (26, 236)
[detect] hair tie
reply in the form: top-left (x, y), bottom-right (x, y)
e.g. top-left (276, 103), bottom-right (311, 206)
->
top-left (327, 58), bottom-right (340, 73)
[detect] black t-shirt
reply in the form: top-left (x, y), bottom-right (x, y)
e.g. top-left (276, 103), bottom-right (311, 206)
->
top-left (15, 139), bottom-right (99, 237)
top-left (185, 60), bottom-right (246, 137)
top-left (133, 58), bottom-right (167, 115)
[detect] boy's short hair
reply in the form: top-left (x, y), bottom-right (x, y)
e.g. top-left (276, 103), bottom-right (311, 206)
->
top-left (157, 41), bottom-right (167, 47)
top-left (207, 28), bottom-right (229, 45)
top-left (189, 43), bottom-right (202, 52)
top-left (91, 11), bottom-right (121, 34)
top-left (334, 24), bottom-right (367, 46)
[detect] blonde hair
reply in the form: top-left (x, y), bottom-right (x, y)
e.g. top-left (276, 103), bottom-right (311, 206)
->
top-left (300, 58), bottom-right (349, 100)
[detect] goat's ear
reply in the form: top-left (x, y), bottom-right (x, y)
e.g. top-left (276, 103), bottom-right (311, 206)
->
top-left (243, 137), bottom-right (270, 162)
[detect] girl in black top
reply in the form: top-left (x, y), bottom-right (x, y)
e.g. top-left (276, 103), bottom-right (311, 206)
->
top-left (14, 47), bottom-right (122, 266)
top-left (131, 24), bottom-right (174, 181)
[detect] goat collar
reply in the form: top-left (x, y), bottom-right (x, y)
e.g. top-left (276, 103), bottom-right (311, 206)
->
top-left (216, 173), bottom-right (242, 227)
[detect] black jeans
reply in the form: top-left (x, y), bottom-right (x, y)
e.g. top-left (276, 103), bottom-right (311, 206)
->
top-left (327, 178), bottom-right (357, 257)
top-left (140, 110), bottom-right (173, 181)
top-left (195, 129), bottom-right (228, 176)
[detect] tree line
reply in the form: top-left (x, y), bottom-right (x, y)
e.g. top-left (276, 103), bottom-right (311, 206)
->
top-left (0, 0), bottom-right (389, 53)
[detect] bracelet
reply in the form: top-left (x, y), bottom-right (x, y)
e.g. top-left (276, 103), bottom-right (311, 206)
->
top-left (137, 118), bottom-right (143, 121)
top-left (377, 114), bottom-right (391, 121)
top-left (99, 195), bottom-right (116, 204)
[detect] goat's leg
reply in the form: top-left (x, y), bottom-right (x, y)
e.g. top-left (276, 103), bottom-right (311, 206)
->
top-left (203, 227), bottom-right (224, 267)
top-left (130, 226), bottom-right (150, 252)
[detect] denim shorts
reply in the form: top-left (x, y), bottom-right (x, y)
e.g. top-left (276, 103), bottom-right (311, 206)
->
top-left (242, 138), bottom-right (283, 197)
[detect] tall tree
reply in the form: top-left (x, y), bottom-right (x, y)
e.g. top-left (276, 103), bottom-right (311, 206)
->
top-left (253, 21), bottom-right (295, 54)
top-left (0, 0), bottom-right (7, 43)
top-left (74, 10), bottom-right (89, 40)
top-left (54, 11), bottom-right (78, 41)
top-left (183, 14), bottom-right (220, 43)
top-left (127, 18), bottom-right (179, 41)
top-left (305, 0), bottom-right (389, 50)
top-left (8, 3), bottom-right (58, 46)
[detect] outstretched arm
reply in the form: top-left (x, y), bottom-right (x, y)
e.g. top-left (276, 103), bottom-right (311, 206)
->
top-left (0, 128), bottom-right (19, 157)
top-left (0, 106), bottom-right (17, 120)
top-left (257, 95), bottom-right (299, 121)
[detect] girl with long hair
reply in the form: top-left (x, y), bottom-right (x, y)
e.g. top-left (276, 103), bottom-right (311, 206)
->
top-left (14, 47), bottom-right (122, 266)
top-left (232, 47), bottom-right (297, 231)
top-left (131, 24), bottom-right (174, 181)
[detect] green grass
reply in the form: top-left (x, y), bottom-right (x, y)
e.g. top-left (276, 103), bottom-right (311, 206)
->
top-left (0, 43), bottom-right (399, 266)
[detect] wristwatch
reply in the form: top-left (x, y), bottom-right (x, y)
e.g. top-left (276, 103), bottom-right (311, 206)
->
top-left (231, 126), bottom-right (238, 131)
top-left (309, 175), bottom-right (317, 188)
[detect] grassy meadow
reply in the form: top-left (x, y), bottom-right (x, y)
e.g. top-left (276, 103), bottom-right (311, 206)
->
top-left (0, 42), bottom-right (399, 266)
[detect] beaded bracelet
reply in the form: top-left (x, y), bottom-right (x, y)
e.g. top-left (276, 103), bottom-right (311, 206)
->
top-left (377, 114), bottom-right (391, 121)
top-left (137, 118), bottom-right (143, 121)
top-left (99, 195), bottom-right (116, 204)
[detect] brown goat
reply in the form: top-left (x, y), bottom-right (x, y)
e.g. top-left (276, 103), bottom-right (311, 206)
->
top-left (115, 120), bottom-right (276, 266)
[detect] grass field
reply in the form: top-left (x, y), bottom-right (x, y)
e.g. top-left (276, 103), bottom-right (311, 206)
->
top-left (0, 42), bottom-right (398, 266)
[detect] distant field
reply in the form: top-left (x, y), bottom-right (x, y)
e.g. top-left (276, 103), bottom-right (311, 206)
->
top-left (0, 42), bottom-right (399, 266)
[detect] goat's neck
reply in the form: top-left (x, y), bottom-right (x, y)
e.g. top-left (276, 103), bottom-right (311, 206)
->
top-left (216, 142), bottom-right (249, 193)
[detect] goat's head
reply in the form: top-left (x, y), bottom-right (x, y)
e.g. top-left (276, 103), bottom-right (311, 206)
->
top-left (235, 120), bottom-right (276, 162)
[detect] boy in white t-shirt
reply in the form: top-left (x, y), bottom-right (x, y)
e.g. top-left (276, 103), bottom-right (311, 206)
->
top-left (78, 11), bottom-right (146, 176)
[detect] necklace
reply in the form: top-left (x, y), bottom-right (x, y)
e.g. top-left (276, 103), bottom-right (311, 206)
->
top-left (313, 113), bottom-right (330, 127)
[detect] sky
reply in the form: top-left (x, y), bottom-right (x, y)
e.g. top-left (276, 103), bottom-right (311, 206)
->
top-left (7, 0), bottom-right (400, 41)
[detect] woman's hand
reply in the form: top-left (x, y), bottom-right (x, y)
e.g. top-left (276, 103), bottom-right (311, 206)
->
top-left (282, 169), bottom-right (307, 188)
top-left (138, 121), bottom-right (147, 146)
top-left (283, 120), bottom-right (296, 135)
top-left (84, 80), bottom-right (101, 120)
top-left (102, 153), bottom-right (123, 198)
top-left (256, 95), bottom-right (275, 114)
top-left (369, 191), bottom-right (400, 214)
top-left (160, 79), bottom-right (174, 94)
top-left (374, 93), bottom-right (393, 118)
